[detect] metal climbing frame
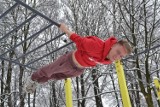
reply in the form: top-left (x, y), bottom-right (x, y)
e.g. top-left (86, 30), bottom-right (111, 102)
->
top-left (1, 1), bottom-right (160, 107)
top-left (0, 2), bottom-right (74, 106)
top-left (0, 0), bottom-right (73, 70)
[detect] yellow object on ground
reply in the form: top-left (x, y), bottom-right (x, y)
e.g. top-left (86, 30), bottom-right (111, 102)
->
top-left (65, 78), bottom-right (73, 107)
top-left (153, 77), bottom-right (160, 101)
top-left (115, 60), bottom-right (132, 107)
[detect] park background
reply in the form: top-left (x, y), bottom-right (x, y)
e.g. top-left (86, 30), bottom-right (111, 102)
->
top-left (0, 0), bottom-right (160, 107)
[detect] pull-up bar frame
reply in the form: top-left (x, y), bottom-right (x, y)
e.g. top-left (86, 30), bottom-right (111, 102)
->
top-left (0, 0), bottom-right (71, 70)
top-left (1, 1), bottom-right (160, 107)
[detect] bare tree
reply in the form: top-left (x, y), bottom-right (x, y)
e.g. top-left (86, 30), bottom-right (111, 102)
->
top-left (1, 0), bottom-right (160, 107)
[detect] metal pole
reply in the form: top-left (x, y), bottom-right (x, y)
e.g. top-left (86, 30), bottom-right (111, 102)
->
top-left (0, 56), bottom-right (36, 70)
top-left (0, 3), bottom-right (18, 19)
top-left (0, 23), bottom-right (51, 57)
top-left (14, 32), bottom-right (65, 61)
top-left (0, 14), bottom-right (37, 42)
top-left (26, 42), bottom-right (73, 66)
top-left (115, 60), bottom-right (131, 107)
top-left (65, 78), bottom-right (73, 107)
top-left (13, 0), bottom-right (60, 27)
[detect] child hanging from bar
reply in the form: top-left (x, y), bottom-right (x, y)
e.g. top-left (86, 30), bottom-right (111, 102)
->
top-left (24, 23), bottom-right (133, 93)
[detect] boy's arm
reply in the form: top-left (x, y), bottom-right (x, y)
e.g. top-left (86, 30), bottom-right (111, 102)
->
top-left (59, 23), bottom-right (97, 53)
top-left (59, 23), bottom-right (75, 38)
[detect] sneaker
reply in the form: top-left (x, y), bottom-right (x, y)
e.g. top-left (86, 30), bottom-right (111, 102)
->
top-left (24, 76), bottom-right (38, 93)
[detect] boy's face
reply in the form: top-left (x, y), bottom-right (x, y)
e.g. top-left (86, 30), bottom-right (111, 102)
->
top-left (107, 44), bottom-right (128, 62)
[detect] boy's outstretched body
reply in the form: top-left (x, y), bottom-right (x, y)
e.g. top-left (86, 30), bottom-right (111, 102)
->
top-left (24, 23), bottom-right (132, 93)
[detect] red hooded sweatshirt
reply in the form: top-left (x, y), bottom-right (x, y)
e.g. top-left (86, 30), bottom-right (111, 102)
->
top-left (70, 33), bottom-right (117, 67)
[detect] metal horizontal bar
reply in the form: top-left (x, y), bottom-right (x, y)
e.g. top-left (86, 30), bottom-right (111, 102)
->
top-left (0, 56), bottom-right (36, 70)
top-left (123, 44), bottom-right (160, 61)
top-left (14, 33), bottom-right (65, 61)
top-left (25, 40), bottom-right (160, 67)
top-left (14, 0), bottom-right (60, 27)
top-left (0, 14), bottom-right (37, 42)
top-left (0, 3), bottom-right (18, 19)
top-left (24, 40), bottom-right (160, 67)
top-left (0, 23), bottom-right (53, 57)
top-left (26, 42), bottom-right (73, 66)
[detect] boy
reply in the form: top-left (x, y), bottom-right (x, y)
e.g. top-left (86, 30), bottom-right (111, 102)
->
top-left (24, 23), bottom-right (132, 93)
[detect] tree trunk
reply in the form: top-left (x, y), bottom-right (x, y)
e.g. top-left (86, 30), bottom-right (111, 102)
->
top-left (1, 60), bottom-right (5, 107)
top-left (143, 0), bottom-right (154, 106)
top-left (33, 91), bottom-right (36, 107)
top-left (135, 82), bottom-right (140, 107)
top-left (109, 69), bottom-right (120, 107)
top-left (5, 51), bottom-right (14, 107)
top-left (91, 69), bottom-right (103, 107)
top-left (50, 82), bottom-right (59, 107)
top-left (76, 77), bottom-right (81, 107)
top-left (80, 74), bottom-right (85, 107)
top-left (19, 23), bottom-right (30, 107)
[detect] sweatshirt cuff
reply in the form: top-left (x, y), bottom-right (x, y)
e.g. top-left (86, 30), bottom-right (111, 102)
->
top-left (69, 33), bottom-right (78, 41)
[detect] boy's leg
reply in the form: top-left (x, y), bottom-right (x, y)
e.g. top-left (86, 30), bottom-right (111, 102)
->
top-left (49, 52), bottom-right (85, 80)
top-left (24, 51), bottom-right (85, 93)
top-left (24, 53), bottom-right (69, 93)
top-left (31, 53), bottom-right (69, 83)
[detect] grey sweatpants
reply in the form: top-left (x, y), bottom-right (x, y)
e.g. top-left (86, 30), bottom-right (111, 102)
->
top-left (31, 52), bottom-right (84, 83)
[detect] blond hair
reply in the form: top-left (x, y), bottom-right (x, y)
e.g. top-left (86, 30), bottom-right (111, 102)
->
top-left (117, 39), bottom-right (133, 54)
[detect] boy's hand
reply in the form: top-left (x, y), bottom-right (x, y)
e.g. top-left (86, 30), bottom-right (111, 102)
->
top-left (59, 23), bottom-right (69, 32)
top-left (59, 23), bottom-right (74, 38)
